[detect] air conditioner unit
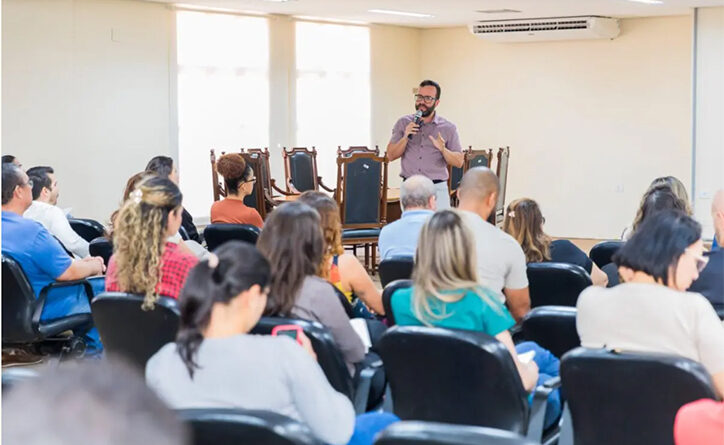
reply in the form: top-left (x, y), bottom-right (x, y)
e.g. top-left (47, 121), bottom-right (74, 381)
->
top-left (469, 16), bottom-right (620, 43)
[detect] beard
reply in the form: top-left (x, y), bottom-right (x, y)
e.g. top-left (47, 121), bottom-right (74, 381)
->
top-left (415, 102), bottom-right (436, 117)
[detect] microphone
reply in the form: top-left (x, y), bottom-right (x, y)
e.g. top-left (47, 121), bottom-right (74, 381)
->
top-left (408, 110), bottom-right (423, 140)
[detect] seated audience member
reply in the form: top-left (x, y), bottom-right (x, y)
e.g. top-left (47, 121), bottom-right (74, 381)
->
top-left (674, 399), bottom-right (724, 445)
top-left (209, 153), bottom-right (263, 228)
top-left (4, 358), bottom-right (187, 445)
top-left (503, 198), bottom-right (608, 286)
top-left (105, 176), bottom-right (198, 307)
top-left (1, 163), bottom-right (105, 349)
top-left (145, 155), bottom-right (200, 242)
top-left (622, 176), bottom-right (692, 240)
top-left (689, 189), bottom-right (724, 310)
top-left (577, 210), bottom-right (724, 397)
top-left (257, 202), bottom-right (365, 375)
top-left (298, 191), bottom-right (383, 315)
top-left (390, 209), bottom-right (561, 428)
top-left (146, 241), bottom-right (397, 445)
top-left (2, 154), bottom-right (22, 167)
top-left (109, 171), bottom-right (148, 236)
top-left (378, 175), bottom-right (436, 260)
top-left (456, 167), bottom-right (530, 322)
top-left (24, 166), bottom-right (90, 258)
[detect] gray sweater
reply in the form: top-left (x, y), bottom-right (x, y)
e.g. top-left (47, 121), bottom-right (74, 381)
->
top-left (146, 335), bottom-right (355, 445)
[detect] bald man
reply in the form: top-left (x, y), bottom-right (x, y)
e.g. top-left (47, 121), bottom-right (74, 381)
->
top-left (457, 167), bottom-right (530, 321)
top-left (689, 189), bottom-right (724, 310)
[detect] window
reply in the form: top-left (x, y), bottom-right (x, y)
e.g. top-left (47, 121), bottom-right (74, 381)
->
top-left (176, 11), bottom-right (269, 219)
top-left (295, 22), bottom-right (371, 184)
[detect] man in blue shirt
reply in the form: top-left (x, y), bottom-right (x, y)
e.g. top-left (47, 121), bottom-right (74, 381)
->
top-left (1, 163), bottom-right (105, 351)
top-left (379, 175), bottom-right (436, 260)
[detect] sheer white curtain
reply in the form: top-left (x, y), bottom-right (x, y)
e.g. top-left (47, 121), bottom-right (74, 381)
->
top-left (176, 11), bottom-right (269, 219)
top-left (295, 22), bottom-right (371, 186)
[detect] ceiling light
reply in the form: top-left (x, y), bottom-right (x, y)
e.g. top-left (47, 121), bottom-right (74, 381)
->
top-left (476, 9), bottom-right (523, 14)
top-left (295, 16), bottom-right (369, 25)
top-left (627, 0), bottom-right (664, 4)
top-left (367, 9), bottom-right (434, 18)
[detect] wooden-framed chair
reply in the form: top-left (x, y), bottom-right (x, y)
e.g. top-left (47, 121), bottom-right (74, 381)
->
top-left (337, 145), bottom-right (380, 158)
top-left (282, 146), bottom-right (335, 194)
top-left (449, 147), bottom-right (494, 207)
top-left (210, 149), bottom-right (227, 202)
top-left (335, 148), bottom-right (389, 271)
top-left (495, 146), bottom-right (510, 226)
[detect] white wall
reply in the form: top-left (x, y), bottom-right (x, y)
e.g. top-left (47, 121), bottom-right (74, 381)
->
top-left (419, 16), bottom-right (693, 239)
top-left (694, 7), bottom-right (724, 240)
top-left (2, 0), bottom-right (173, 224)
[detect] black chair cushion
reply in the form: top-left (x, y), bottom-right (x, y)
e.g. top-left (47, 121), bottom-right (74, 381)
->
top-left (204, 223), bottom-right (260, 251)
top-left (379, 256), bottom-right (414, 288)
top-left (343, 158), bottom-right (382, 225)
top-left (289, 153), bottom-right (316, 193)
top-left (178, 408), bottom-right (322, 445)
top-left (68, 218), bottom-right (106, 242)
top-left (561, 348), bottom-right (718, 445)
top-left (521, 306), bottom-right (579, 359)
top-left (89, 237), bottom-right (113, 266)
top-left (342, 228), bottom-right (380, 240)
top-left (589, 241), bottom-right (625, 268)
top-left (382, 279), bottom-right (413, 326)
top-left (375, 421), bottom-right (538, 445)
top-left (526, 262), bottom-right (592, 307)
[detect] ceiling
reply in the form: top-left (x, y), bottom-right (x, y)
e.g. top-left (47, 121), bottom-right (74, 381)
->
top-left (147, 0), bottom-right (724, 27)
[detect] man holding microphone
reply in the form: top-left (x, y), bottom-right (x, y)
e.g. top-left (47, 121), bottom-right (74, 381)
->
top-left (386, 79), bottom-right (464, 210)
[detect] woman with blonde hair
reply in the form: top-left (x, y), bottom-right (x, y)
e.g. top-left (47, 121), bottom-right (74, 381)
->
top-left (503, 198), bottom-right (608, 286)
top-left (297, 191), bottom-right (383, 315)
top-left (622, 176), bottom-right (692, 240)
top-left (390, 209), bottom-right (561, 429)
top-left (105, 176), bottom-right (198, 308)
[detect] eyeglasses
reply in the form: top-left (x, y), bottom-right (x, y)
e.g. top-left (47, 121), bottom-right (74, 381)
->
top-left (18, 179), bottom-right (33, 189)
top-left (245, 177), bottom-right (257, 183)
top-left (684, 248), bottom-right (709, 273)
top-left (414, 94), bottom-right (436, 104)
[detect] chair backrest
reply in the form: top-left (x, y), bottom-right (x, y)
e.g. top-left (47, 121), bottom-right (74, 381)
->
top-left (447, 147), bottom-right (472, 193)
top-left (378, 256), bottom-right (414, 288)
top-left (1, 255), bottom-right (41, 343)
top-left (283, 146), bottom-right (319, 193)
top-left (89, 237), bottom-right (113, 266)
top-left (382, 279), bottom-right (413, 326)
top-left (374, 421), bottom-right (538, 445)
top-left (251, 317), bottom-right (354, 399)
top-left (377, 326), bottom-right (530, 433)
top-left (589, 240), bottom-right (624, 268)
top-left (203, 223), bottom-right (260, 251)
top-left (521, 306), bottom-right (579, 359)
top-left (90, 293), bottom-right (180, 369)
top-left (526, 262), bottom-right (592, 307)
top-left (494, 147), bottom-right (510, 225)
top-left (178, 408), bottom-right (322, 445)
top-left (337, 145), bottom-right (380, 157)
top-left (210, 149), bottom-right (227, 202)
top-left (68, 218), bottom-right (106, 242)
top-left (335, 151), bottom-right (389, 229)
top-left (469, 148), bottom-right (494, 169)
top-left (561, 347), bottom-right (718, 445)
top-left (240, 151), bottom-right (270, 219)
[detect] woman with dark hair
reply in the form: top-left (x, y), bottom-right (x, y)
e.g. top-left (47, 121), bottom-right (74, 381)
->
top-left (209, 153), bottom-right (263, 228)
top-left (145, 156), bottom-right (200, 242)
top-left (578, 210), bottom-right (724, 397)
top-left (105, 176), bottom-right (198, 306)
top-left (146, 241), bottom-right (397, 445)
top-left (503, 198), bottom-right (607, 286)
top-left (257, 201), bottom-right (365, 375)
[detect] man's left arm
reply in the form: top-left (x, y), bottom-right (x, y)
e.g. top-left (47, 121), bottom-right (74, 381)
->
top-left (429, 128), bottom-right (464, 168)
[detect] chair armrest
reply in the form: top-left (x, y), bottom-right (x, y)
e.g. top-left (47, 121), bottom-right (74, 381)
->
top-left (34, 279), bottom-right (96, 327)
top-left (353, 359), bottom-right (383, 414)
top-left (318, 177), bottom-right (335, 193)
top-left (270, 179), bottom-right (297, 196)
top-left (263, 191), bottom-right (281, 207)
top-left (525, 376), bottom-right (561, 441)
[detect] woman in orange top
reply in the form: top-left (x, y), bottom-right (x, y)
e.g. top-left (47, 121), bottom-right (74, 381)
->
top-left (210, 153), bottom-right (263, 228)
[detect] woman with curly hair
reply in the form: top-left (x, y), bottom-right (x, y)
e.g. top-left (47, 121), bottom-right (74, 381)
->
top-left (210, 153), bottom-right (263, 228)
top-left (503, 198), bottom-right (608, 286)
top-left (105, 176), bottom-right (198, 308)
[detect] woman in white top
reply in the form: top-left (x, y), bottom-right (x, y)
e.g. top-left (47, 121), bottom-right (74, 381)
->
top-left (578, 210), bottom-right (724, 397)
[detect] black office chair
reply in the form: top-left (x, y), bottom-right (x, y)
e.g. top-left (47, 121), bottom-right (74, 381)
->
top-left (560, 347), bottom-right (719, 445)
top-left (377, 326), bottom-right (559, 443)
top-left (89, 237), bottom-right (113, 266)
top-left (251, 317), bottom-right (382, 414)
top-left (68, 218), bottom-right (106, 242)
top-left (589, 241), bottom-right (624, 268)
top-left (178, 408), bottom-right (322, 445)
top-left (204, 223), bottom-right (260, 251)
top-left (378, 256), bottom-right (414, 288)
top-left (526, 263), bottom-right (592, 307)
top-left (90, 293), bottom-right (180, 369)
top-left (521, 306), bottom-right (579, 359)
top-left (375, 421), bottom-right (539, 445)
top-left (381, 279), bottom-right (413, 326)
top-left (2, 254), bottom-right (94, 355)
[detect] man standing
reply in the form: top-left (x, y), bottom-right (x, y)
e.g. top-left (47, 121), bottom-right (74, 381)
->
top-left (378, 175), bottom-right (436, 260)
top-left (24, 166), bottom-right (90, 258)
top-left (387, 80), bottom-right (464, 210)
